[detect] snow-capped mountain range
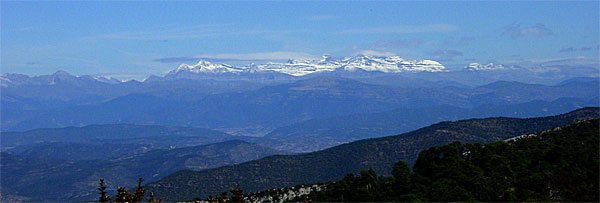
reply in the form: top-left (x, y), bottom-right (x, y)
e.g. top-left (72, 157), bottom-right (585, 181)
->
top-left (167, 55), bottom-right (446, 77)
top-left (0, 71), bottom-right (123, 87)
top-left (3, 55), bottom-right (596, 87)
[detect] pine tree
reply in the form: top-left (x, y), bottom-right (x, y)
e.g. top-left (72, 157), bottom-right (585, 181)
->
top-left (230, 183), bottom-right (244, 202)
top-left (98, 178), bottom-right (111, 202)
top-left (114, 186), bottom-right (132, 202)
top-left (132, 177), bottom-right (146, 202)
top-left (391, 161), bottom-right (411, 193)
top-left (96, 178), bottom-right (160, 202)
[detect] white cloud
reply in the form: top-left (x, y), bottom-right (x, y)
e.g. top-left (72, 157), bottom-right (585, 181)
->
top-left (366, 39), bottom-right (424, 50)
top-left (503, 56), bottom-right (599, 66)
top-left (81, 24), bottom-right (298, 41)
top-left (338, 24), bottom-right (459, 34)
top-left (428, 49), bottom-right (463, 61)
top-left (443, 36), bottom-right (476, 47)
top-left (93, 72), bottom-right (150, 82)
top-left (502, 23), bottom-right (553, 39)
top-left (82, 24), bottom-right (233, 40)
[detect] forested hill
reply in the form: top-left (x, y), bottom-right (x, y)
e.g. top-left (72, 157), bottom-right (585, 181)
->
top-left (145, 107), bottom-right (599, 201)
top-left (249, 118), bottom-right (599, 202)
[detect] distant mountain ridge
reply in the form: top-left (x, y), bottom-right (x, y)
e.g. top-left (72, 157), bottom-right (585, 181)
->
top-left (0, 71), bottom-right (122, 87)
top-left (2, 97), bottom-right (596, 154)
top-left (2, 76), bottom-right (597, 134)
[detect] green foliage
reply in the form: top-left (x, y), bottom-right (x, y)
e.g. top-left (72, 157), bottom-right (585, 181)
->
top-left (132, 178), bottom-right (146, 202)
top-left (309, 119), bottom-right (600, 202)
top-left (114, 187), bottom-right (132, 203)
top-left (230, 184), bottom-right (244, 202)
top-left (313, 169), bottom-right (387, 202)
top-left (98, 178), bottom-right (110, 202)
top-left (390, 161), bottom-right (410, 198)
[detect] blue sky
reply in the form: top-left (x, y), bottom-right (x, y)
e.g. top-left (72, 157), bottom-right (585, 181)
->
top-left (2, 1), bottom-right (598, 80)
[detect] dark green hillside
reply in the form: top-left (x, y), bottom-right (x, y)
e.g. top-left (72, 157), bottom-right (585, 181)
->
top-left (0, 140), bottom-right (280, 202)
top-left (308, 118), bottom-right (599, 202)
top-left (145, 107), bottom-right (599, 201)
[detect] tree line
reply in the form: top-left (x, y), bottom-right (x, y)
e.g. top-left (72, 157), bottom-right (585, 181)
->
top-left (97, 178), bottom-right (161, 203)
top-left (308, 119), bottom-right (599, 202)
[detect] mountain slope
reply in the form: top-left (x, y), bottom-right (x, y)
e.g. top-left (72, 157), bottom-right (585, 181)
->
top-left (305, 118), bottom-right (599, 202)
top-left (0, 140), bottom-right (281, 202)
top-left (145, 107), bottom-right (600, 201)
top-left (265, 97), bottom-right (598, 152)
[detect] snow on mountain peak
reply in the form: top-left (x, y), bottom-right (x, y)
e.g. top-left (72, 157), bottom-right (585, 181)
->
top-left (168, 55), bottom-right (447, 77)
top-left (173, 60), bottom-right (243, 74)
top-left (94, 76), bottom-right (123, 84)
top-left (465, 63), bottom-right (506, 71)
top-left (341, 55), bottom-right (444, 72)
top-left (1, 71), bottom-right (126, 87)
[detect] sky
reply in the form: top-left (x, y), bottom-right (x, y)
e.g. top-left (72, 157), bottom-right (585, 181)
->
top-left (1, 1), bottom-right (599, 80)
